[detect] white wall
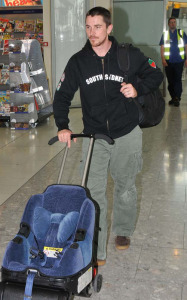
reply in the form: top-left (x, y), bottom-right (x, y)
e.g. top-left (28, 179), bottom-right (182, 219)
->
top-left (89, 0), bottom-right (112, 10)
top-left (51, 0), bottom-right (88, 106)
top-left (113, 0), bottom-right (164, 69)
top-left (51, 0), bottom-right (113, 105)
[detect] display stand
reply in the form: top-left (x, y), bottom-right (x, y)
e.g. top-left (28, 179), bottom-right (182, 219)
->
top-left (0, 39), bottom-right (52, 129)
top-left (0, 39), bottom-right (10, 125)
top-left (0, 4), bottom-right (52, 129)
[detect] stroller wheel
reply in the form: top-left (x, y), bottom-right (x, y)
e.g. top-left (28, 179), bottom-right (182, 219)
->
top-left (93, 274), bottom-right (102, 293)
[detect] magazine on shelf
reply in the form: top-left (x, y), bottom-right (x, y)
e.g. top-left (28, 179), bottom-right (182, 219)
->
top-left (5, 20), bottom-right (15, 33)
top-left (24, 20), bottom-right (36, 32)
top-left (0, 91), bottom-right (10, 116)
top-left (0, 69), bottom-right (10, 85)
top-left (0, 103), bottom-right (10, 116)
top-left (2, 40), bottom-right (9, 55)
top-left (36, 19), bottom-right (43, 33)
top-left (0, 91), bottom-right (10, 103)
top-left (15, 20), bottom-right (25, 32)
top-left (2, 33), bottom-right (11, 40)
top-left (0, 18), bottom-right (9, 33)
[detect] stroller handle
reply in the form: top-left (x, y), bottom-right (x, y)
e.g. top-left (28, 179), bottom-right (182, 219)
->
top-left (48, 133), bottom-right (114, 186)
top-left (48, 133), bottom-right (115, 145)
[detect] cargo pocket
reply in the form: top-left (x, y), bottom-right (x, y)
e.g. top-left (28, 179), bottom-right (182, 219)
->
top-left (123, 150), bottom-right (142, 179)
top-left (134, 150), bottom-right (143, 175)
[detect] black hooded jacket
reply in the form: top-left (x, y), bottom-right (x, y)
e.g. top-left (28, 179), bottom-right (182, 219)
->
top-left (53, 37), bottom-right (164, 139)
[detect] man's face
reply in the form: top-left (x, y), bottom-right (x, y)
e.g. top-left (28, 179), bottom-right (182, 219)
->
top-left (85, 15), bottom-right (113, 48)
top-left (168, 19), bottom-right (176, 30)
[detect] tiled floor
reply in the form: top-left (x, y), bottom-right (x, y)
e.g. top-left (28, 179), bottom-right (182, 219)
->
top-left (1, 86), bottom-right (187, 299)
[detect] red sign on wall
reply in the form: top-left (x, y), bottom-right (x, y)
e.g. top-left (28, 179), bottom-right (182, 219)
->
top-left (3, 0), bottom-right (43, 6)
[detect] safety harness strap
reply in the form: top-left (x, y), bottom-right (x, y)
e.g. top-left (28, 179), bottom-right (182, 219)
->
top-left (24, 270), bottom-right (37, 300)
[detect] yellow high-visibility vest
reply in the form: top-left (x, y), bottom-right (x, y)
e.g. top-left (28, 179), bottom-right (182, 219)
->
top-left (163, 29), bottom-right (184, 60)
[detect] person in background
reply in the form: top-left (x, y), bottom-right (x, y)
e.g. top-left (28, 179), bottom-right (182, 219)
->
top-left (159, 16), bottom-right (187, 107)
top-left (53, 7), bottom-right (163, 266)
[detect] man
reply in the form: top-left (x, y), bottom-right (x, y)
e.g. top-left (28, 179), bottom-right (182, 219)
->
top-left (53, 7), bottom-right (163, 266)
top-left (159, 17), bottom-right (187, 107)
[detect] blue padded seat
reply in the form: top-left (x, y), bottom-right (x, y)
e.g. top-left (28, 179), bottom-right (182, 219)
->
top-left (2, 185), bottom-right (95, 277)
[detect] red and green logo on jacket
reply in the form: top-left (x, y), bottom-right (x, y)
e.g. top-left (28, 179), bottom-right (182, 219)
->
top-left (148, 59), bottom-right (156, 68)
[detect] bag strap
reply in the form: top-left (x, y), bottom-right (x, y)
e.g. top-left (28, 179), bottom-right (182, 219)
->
top-left (117, 43), bottom-right (131, 83)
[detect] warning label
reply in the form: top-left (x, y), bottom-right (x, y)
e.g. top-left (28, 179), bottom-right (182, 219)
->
top-left (43, 247), bottom-right (63, 258)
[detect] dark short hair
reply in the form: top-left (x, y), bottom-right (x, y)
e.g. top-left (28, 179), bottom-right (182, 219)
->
top-left (168, 17), bottom-right (176, 24)
top-left (86, 6), bottom-right (111, 27)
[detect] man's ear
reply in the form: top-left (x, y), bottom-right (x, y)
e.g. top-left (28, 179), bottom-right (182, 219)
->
top-left (107, 24), bottom-right (113, 35)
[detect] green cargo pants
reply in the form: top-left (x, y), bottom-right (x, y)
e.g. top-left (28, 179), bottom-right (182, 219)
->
top-left (81, 126), bottom-right (143, 260)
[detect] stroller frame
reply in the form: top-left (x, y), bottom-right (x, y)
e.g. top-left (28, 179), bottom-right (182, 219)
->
top-left (0, 133), bottom-right (114, 299)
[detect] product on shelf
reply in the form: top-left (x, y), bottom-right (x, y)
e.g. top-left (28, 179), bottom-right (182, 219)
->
top-left (9, 62), bottom-right (21, 72)
top-left (9, 52), bottom-right (27, 72)
top-left (2, 40), bottom-right (9, 55)
top-left (10, 103), bottom-right (34, 113)
top-left (15, 20), bottom-right (25, 32)
top-left (19, 83), bottom-right (31, 92)
top-left (10, 104), bottom-right (29, 113)
top-left (9, 40), bottom-right (22, 53)
top-left (0, 91), bottom-right (10, 116)
top-left (5, 20), bottom-right (15, 33)
top-left (9, 77), bottom-right (25, 93)
top-left (10, 82), bottom-right (31, 93)
top-left (0, 68), bottom-right (9, 85)
top-left (24, 20), bottom-right (36, 32)
top-left (0, 102), bottom-right (10, 116)
top-left (14, 122), bottom-right (29, 129)
top-left (2, 33), bottom-right (12, 40)
top-left (0, 18), bottom-right (9, 33)
top-left (36, 19), bottom-right (43, 33)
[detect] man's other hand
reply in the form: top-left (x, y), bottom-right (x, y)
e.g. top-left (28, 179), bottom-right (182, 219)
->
top-left (120, 82), bottom-right (137, 98)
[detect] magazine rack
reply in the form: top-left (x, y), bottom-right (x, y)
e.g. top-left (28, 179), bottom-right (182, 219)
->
top-left (0, 39), bottom-right (52, 129)
top-left (9, 39), bottom-right (52, 129)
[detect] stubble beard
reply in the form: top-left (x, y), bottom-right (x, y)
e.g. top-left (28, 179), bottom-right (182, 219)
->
top-left (89, 35), bottom-right (108, 48)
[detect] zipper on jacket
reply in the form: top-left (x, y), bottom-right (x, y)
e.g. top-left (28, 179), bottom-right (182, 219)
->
top-left (101, 58), bottom-right (110, 134)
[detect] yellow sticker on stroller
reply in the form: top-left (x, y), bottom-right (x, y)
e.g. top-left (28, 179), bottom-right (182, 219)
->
top-left (43, 247), bottom-right (63, 258)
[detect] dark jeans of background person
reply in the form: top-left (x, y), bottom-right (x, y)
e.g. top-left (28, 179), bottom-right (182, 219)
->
top-left (165, 61), bottom-right (184, 100)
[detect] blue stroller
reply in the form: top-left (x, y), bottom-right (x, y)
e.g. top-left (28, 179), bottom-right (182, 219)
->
top-left (0, 134), bottom-right (114, 299)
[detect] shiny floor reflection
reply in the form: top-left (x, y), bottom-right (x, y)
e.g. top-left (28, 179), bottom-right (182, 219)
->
top-left (1, 93), bottom-right (187, 299)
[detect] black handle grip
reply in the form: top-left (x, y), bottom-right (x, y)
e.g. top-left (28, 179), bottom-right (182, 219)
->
top-left (48, 136), bottom-right (59, 145)
top-left (71, 134), bottom-right (92, 139)
top-left (48, 133), bottom-right (115, 145)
